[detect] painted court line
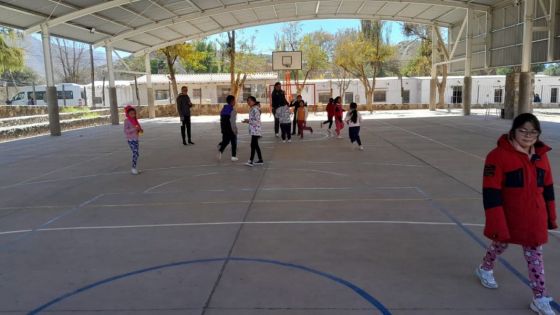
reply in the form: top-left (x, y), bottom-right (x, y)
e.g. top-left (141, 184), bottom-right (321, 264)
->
top-left (28, 257), bottom-right (391, 315)
top-left (0, 220), bottom-right (489, 236)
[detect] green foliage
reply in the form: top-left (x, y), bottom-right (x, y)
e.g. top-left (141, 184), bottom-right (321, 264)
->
top-left (496, 67), bottom-right (514, 75)
top-left (1, 67), bottom-right (43, 85)
top-left (544, 63), bottom-right (560, 76)
top-left (0, 29), bottom-right (24, 74)
top-left (402, 24), bottom-right (431, 76)
top-left (60, 106), bottom-right (91, 113)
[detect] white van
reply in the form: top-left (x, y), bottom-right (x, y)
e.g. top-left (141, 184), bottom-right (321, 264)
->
top-left (8, 84), bottom-right (85, 106)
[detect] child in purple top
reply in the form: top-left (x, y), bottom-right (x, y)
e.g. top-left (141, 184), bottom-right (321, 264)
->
top-left (124, 106), bottom-right (143, 175)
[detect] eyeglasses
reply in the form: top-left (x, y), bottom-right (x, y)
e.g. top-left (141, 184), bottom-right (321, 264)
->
top-left (516, 128), bottom-right (540, 137)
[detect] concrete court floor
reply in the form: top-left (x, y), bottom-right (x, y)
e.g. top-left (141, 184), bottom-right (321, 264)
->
top-left (0, 112), bottom-right (559, 315)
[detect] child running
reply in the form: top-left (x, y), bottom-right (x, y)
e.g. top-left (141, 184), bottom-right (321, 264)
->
top-left (217, 95), bottom-right (238, 161)
top-left (242, 96), bottom-right (264, 167)
top-left (295, 95), bottom-right (313, 139)
top-left (476, 113), bottom-right (557, 315)
top-left (124, 105), bottom-right (143, 175)
top-left (334, 96), bottom-right (345, 139)
top-left (344, 102), bottom-right (364, 150)
top-left (321, 97), bottom-right (335, 136)
top-left (275, 100), bottom-right (292, 143)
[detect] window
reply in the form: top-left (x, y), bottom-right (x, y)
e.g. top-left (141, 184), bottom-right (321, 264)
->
top-left (402, 90), bottom-right (410, 104)
top-left (451, 86), bottom-right (463, 104)
top-left (155, 90), bottom-right (169, 101)
top-left (242, 86), bottom-right (251, 101)
top-left (217, 86), bottom-right (230, 104)
top-left (13, 92), bottom-right (25, 101)
top-left (551, 88), bottom-right (558, 103)
top-left (27, 91), bottom-right (45, 101)
top-left (318, 92), bottom-right (331, 104)
top-left (344, 92), bottom-right (353, 104)
top-left (57, 91), bottom-right (73, 99)
top-left (193, 88), bottom-right (202, 98)
top-left (374, 90), bottom-right (386, 102)
top-left (494, 89), bottom-right (503, 103)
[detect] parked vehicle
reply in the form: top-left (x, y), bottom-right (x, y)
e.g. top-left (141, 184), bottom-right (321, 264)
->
top-left (7, 84), bottom-right (85, 106)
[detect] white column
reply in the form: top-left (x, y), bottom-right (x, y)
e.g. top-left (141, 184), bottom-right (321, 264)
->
top-left (106, 45), bottom-right (119, 125)
top-left (521, 0), bottom-right (535, 72)
top-left (547, 0), bottom-right (556, 61)
top-left (429, 25), bottom-right (437, 111)
top-left (519, 0), bottom-right (536, 114)
top-left (145, 53), bottom-right (155, 118)
top-left (463, 8), bottom-right (473, 116)
top-left (41, 24), bottom-right (61, 136)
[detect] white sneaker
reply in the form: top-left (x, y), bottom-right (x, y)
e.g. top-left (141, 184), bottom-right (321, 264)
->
top-left (288, 139), bottom-right (292, 143)
top-left (475, 266), bottom-right (498, 289)
top-left (231, 156), bottom-right (238, 161)
top-left (530, 297), bottom-right (556, 315)
top-left (275, 133), bottom-right (279, 137)
top-left (131, 168), bottom-right (139, 175)
top-left (245, 161), bottom-right (254, 167)
top-left (337, 135), bottom-right (343, 139)
top-left (217, 152), bottom-right (222, 160)
top-left (283, 140), bottom-right (286, 143)
top-left (359, 146), bottom-right (364, 151)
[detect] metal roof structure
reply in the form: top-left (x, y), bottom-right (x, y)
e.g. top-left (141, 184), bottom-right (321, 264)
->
top-left (0, 1), bottom-right (489, 53)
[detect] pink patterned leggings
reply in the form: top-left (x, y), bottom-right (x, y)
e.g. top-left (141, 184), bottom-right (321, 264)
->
top-left (481, 241), bottom-right (547, 298)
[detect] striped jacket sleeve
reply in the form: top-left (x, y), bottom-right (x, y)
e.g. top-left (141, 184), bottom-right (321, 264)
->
top-left (482, 152), bottom-right (511, 241)
top-left (543, 155), bottom-right (557, 229)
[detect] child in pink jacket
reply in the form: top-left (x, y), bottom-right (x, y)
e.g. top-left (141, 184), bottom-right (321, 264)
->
top-left (124, 105), bottom-right (143, 175)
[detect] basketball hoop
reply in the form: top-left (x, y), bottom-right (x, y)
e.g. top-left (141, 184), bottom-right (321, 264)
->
top-left (282, 56), bottom-right (292, 68)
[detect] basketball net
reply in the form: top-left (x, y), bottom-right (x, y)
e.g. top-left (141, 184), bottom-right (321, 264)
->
top-left (284, 70), bottom-right (293, 102)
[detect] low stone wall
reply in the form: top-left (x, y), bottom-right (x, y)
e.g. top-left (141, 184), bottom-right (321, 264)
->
top-left (0, 109), bottom-right (110, 128)
top-left (0, 115), bottom-right (111, 142)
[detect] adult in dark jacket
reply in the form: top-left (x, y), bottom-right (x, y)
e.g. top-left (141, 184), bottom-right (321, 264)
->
top-left (475, 113), bottom-right (557, 315)
top-left (290, 95), bottom-right (306, 135)
top-left (177, 86), bottom-right (194, 145)
top-left (217, 95), bottom-right (238, 161)
top-left (271, 82), bottom-right (288, 137)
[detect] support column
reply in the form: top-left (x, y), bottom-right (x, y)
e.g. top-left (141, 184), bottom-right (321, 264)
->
top-left (41, 24), bottom-right (61, 136)
top-left (518, 0), bottom-right (535, 115)
top-left (463, 8), bottom-right (473, 116)
top-left (90, 44), bottom-right (96, 109)
top-left (145, 53), bottom-right (155, 119)
top-left (106, 45), bottom-right (119, 125)
top-left (429, 25), bottom-right (437, 111)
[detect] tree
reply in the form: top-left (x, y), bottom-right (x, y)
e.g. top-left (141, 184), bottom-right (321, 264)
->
top-left (1, 66), bottom-right (43, 85)
top-left (295, 33), bottom-right (329, 94)
top-left (334, 22), bottom-right (394, 108)
top-left (157, 43), bottom-right (203, 102)
top-left (403, 23), bottom-right (448, 108)
top-left (544, 63), bottom-right (560, 76)
top-left (53, 37), bottom-right (88, 83)
top-left (0, 29), bottom-right (24, 74)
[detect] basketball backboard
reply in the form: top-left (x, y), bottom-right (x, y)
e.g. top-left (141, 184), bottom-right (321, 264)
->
top-left (272, 51), bottom-right (302, 71)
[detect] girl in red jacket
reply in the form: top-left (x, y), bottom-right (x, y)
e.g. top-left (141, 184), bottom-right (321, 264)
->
top-left (333, 96), bottom-right (345, 138)
top-left (476, 113), bottom-right (557, 315)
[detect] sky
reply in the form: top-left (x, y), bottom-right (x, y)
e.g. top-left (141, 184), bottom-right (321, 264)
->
top-left (207, 19), bottom-right (407, 54)
top-left (30, 19), bottom-right (408, 58)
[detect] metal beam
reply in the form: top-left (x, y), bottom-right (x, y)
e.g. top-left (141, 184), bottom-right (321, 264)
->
top-left (315, 1), bottom-right (321, 15)
top-left (24, 0), bottom-right (141, 35)
top-left (449, 12), bottom-right (468, 60)
top-left (336, 0), bottom-right (344, 15)
top-left (43, 0), bottom-right (135, 31)
top-left (547, 0), bottom-right (556, 61)
top-left (94, 0), bottom-right (472, 47)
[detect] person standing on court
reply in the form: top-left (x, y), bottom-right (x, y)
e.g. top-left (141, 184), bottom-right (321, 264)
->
top-left (217, 95), bottom-right (238, 161)
top-left (177, 86), bottom-right (194, 145)
top-left (271, 82), bottom-right (289, 137)
top-left (475, 113), bottom-right (557, 315)
top-left (243, 96), bottom-right (264, 167)
top-left (290, 94), bottom-right (306, 135)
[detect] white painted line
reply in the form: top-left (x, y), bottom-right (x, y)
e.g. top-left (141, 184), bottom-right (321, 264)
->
top-left (0, 220), bottom-right (489, 236)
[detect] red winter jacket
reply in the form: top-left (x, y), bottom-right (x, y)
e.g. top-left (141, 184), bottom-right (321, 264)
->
top-left (483, 134), bottom-right (557, 246)
top-left (326, 102), bottom-right (335, 118)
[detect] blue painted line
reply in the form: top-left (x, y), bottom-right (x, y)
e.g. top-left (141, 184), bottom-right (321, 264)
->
top-left (415, 187), bottom-right (560, 312)
top-left (28, 257), bottom-right (391, 315)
